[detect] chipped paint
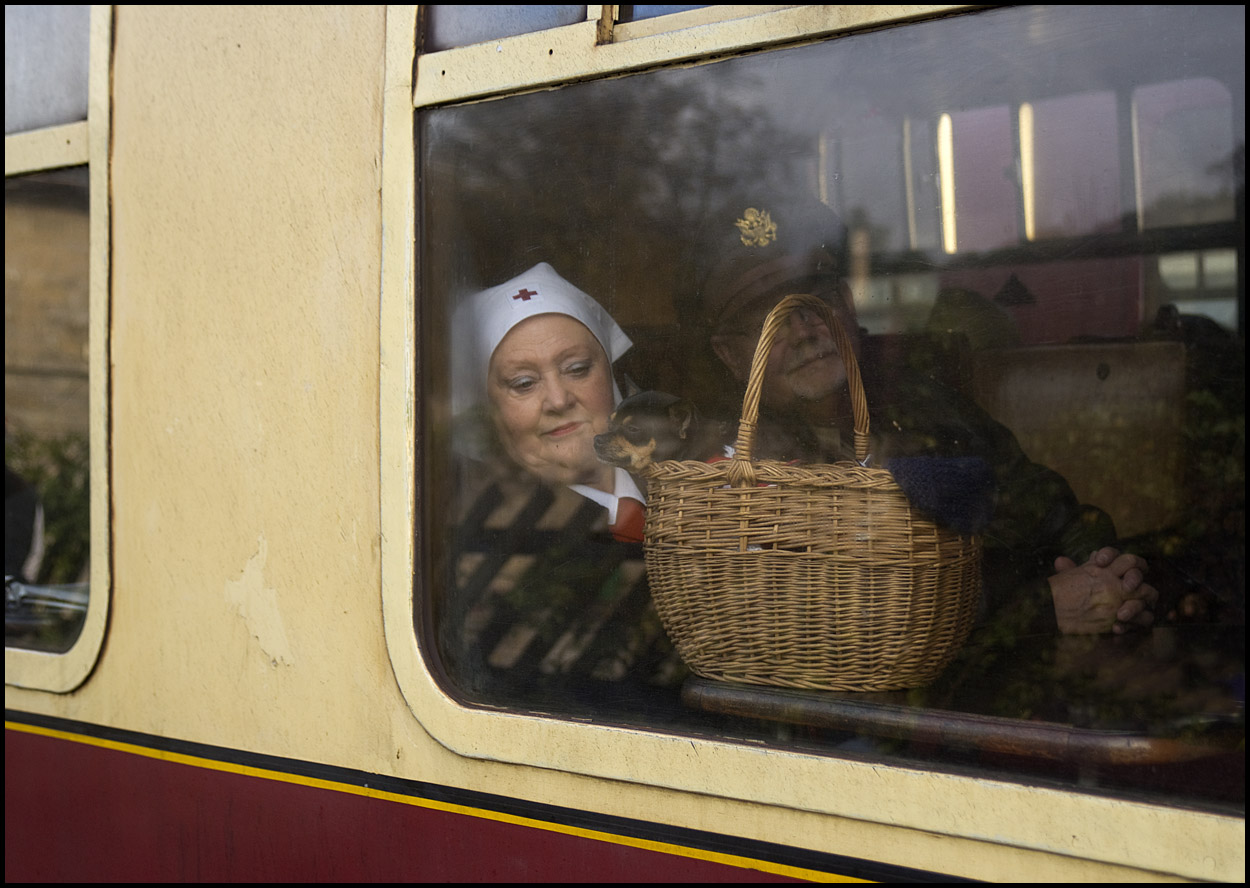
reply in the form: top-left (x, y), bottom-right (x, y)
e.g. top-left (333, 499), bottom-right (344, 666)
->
top-left (224, 536), bottom-right (293, 666)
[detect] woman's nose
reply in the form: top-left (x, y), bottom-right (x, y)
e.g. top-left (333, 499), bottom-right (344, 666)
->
top-left (544, 377), bottom-right (576, 411)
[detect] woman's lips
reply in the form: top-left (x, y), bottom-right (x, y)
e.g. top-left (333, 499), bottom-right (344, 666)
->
top-left (545, 421), bottom-right (583, 438)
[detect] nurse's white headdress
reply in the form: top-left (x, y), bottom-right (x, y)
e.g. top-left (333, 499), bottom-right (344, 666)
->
top-left (450, 262), bottom-right (645, 520)
top-left (452, 262), bottom-right (632, 416)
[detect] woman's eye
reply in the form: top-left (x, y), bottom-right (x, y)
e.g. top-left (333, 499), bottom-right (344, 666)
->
top-left (564, 361), bottom-right (592, 378)
top-left (509, 377), bottom-right (536, 393)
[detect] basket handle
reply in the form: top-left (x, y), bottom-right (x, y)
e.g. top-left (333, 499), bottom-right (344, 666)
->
top-left (732, 293), bottom-right (870, 474)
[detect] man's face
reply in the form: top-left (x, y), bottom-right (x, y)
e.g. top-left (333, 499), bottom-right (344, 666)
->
top-left (710, 282), bottom-right (859, 415)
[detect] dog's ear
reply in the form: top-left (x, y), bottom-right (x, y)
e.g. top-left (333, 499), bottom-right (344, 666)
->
top-left (669, 400), bottom-right (699, 440)
top-left (621, 374), bottom-right (643, 399)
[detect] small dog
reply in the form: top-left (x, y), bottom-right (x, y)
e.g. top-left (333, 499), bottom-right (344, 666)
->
top-left (594, 390), bottom-right (728, 473)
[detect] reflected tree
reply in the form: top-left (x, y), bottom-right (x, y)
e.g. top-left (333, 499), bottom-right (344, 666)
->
top-left (421, 64), bottom-right (813, 330)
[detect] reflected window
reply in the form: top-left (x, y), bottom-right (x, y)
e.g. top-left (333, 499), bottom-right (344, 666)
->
top-left (1020, 91), bottom-right (1122, 240)
top-left (1134, 78), bottom-right (1237, 230)
top-left (5, 169), bottom-right (91, 653)
top-left (418, 4), bottom-right (1244, 812)
top-left (940, 104), bottom-right (1020, 253)
top-left (1155, 248), bottom-right (1239, 331)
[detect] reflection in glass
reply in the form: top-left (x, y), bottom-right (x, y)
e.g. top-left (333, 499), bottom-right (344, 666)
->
top-left (419, 4), bottom-right (1244, 812)
top-left (1021, 91), bottom-right (1121, 241)
top-left (1134, 78), bottom-right (1237, 230)
top-left (944, 103), bottom-right (1020, 252)
top-left (5, 168), bottom-right (90, 653)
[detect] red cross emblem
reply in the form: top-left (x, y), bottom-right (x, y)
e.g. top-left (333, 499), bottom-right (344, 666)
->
top-left (513, 288), bottom-right (537, 302)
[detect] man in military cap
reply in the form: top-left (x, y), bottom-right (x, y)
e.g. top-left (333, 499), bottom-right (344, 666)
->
top-left (696, 193), bottom-right (1157, 635)
top-left (702, 198), bottom-right (861, 463)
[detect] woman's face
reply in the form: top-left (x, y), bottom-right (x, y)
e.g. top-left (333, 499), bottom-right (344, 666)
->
top-left (487, 314), bottom-right (616, 488)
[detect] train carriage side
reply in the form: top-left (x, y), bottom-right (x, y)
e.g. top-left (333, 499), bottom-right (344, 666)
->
top-left (6, 5), bottom-right (1245, 882)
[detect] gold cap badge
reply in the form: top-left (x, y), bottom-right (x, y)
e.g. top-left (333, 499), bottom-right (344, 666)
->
top-left (734, 208), bottom-right (777, 247)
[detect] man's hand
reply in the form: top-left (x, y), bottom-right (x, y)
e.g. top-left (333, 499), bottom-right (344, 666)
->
top-left (1048, 547), bottom-right (1158, 635)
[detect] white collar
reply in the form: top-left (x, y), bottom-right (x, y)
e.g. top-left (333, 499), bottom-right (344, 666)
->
top-left (569, 468), bottom-right (645, 524)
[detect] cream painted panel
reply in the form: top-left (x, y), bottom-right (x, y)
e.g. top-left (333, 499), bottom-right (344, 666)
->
top-left (94, 5), bottom-right (397, 759)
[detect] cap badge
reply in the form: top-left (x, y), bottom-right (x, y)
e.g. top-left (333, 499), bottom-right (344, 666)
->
top-left (735, 208), bottom-right (777, 247)
top-left (512, 288), bottom-right (537, 302)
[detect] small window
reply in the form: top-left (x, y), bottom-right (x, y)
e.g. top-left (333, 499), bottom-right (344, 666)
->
top-left (5, 5), bottom-right (108, 691)
top-left (619, 6), bottom-right (708, 24)
top-left (4, 5), bottom-right (91, 135)
top-left (5, 169), bottom-right (92, 653)
top-left (422, 5), bottom-right (588, 53)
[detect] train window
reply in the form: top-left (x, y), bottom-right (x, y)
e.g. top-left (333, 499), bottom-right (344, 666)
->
top-left (4, 5), bottom-right (90, 135)
top-left (620, 6), bottom-right (708, 23)
top-left (5, 6), bottom-right (110, 691)
top-left (5, 169), bottom-right (91, 652)
top-left (401, 3), bottom-right (1244, 819)
top-left (412, 6), bottom-right (926, 109)
top-left (423, 5), bottom-right (587, 53)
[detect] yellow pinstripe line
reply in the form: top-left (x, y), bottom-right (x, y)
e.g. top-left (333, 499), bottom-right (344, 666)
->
top-left (6, 720), bottom-right (868, 882)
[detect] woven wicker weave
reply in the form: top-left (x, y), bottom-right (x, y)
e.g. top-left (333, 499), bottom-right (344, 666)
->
top-left (643, 294), bottom-right (981, 691)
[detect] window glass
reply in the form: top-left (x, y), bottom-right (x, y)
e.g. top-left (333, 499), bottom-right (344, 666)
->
top-left (619, 6), bottom-right (708, 23)
top-left (4, 5), bottom-right (91, 135)
top-left (5, 168), bottom-right (91, 653)
top-left (423, 5), bottom-right (587, 52)
top-left (419, 5), bottom-right (1244, 812)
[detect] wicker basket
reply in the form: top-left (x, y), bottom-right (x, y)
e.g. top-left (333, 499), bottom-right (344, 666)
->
top-left (643, 294), bottom-right (981, 692)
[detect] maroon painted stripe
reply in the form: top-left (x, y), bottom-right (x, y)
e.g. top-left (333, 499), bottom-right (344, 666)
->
top-left (6, 727), bottom-right (802, 882)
